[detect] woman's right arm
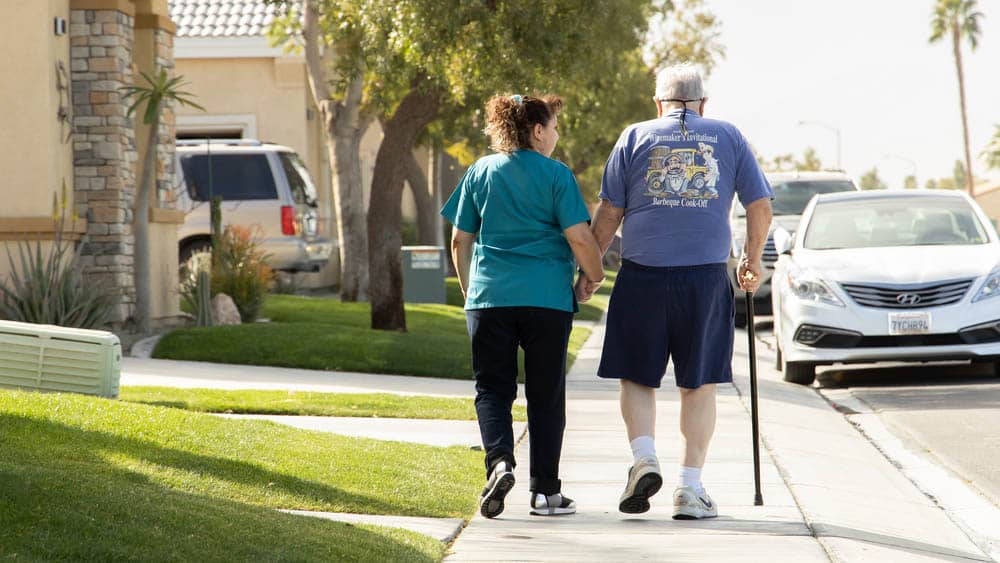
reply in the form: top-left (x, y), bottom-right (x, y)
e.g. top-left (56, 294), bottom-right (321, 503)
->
top-left (451, 226), bottom-right (477, 299)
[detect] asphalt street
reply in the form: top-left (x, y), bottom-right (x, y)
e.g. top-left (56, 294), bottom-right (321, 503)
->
top-left (755, 321), bottom-right (1000, 511)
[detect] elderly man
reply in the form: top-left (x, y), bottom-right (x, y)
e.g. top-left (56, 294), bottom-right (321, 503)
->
top-left (578, 63), bottom-right (773, 519)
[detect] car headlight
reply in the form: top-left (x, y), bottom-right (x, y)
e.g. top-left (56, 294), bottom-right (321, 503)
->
top-left (785, 268), bottom-right (845, 307)
top-left (973, 268), bottom-right (1000, 303)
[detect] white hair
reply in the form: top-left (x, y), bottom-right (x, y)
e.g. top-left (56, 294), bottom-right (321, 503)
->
top-left (655, 63), bottom-right (704, 101)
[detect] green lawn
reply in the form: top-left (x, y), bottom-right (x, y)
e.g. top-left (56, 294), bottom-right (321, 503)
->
top-left (121, 386), bottom-right (527, 421)
top-left (155, 295), bottom-right (593, 379)
top-left (0, 389), bottom-right (481, 560)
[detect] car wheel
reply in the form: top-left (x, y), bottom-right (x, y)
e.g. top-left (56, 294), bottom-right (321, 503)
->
top-left (783, 361), bottom-right (815, 385)
top-left (774, 343), bottom-right (783, 371)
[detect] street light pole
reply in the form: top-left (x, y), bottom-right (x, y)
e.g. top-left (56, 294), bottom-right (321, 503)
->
top-left (798, 120), bottom-right (842, 171)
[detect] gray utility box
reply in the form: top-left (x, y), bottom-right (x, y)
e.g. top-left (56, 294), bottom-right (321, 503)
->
top-left (401, 245), bottom-right (446, 304)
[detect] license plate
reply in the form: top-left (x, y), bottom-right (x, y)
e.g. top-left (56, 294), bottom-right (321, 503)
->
top-left (888, 312), bottom-right (931, 335)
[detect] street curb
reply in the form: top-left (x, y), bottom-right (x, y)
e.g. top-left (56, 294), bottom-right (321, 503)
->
top-left (820, 389), bottom-right (1000, 561)
top-left (732, 324), bottom-right (990, 562)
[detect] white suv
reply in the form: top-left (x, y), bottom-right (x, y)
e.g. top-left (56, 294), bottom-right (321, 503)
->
top-left (174, 140), bottom-right (334, 273)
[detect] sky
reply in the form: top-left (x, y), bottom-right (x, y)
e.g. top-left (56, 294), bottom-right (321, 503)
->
top-left (699, 0), bottom-right (1000, 189)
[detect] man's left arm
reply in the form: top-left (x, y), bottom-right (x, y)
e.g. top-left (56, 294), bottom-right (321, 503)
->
top-left (591, 199), bottom-right (625, 255)
top-left (573, 199), bottom-right (625, 301)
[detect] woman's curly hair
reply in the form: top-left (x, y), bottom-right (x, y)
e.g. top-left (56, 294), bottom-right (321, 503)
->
top-left (485, 94), bottom-right (563, 154)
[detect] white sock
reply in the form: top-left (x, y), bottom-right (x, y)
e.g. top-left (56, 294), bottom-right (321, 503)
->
top-left (679, 466), bottom-right (704, 493)
top-left (629, 436), bottom-right (656, 461)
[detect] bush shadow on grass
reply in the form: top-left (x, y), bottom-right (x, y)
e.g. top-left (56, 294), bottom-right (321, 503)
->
top-left (0, 413), bottom-right (442, 562)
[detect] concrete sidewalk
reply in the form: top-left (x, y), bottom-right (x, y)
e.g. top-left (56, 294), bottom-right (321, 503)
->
top-left (121, 321), bottom-right (992, 560)
top-left (446, 323), bottom-right (991, 562)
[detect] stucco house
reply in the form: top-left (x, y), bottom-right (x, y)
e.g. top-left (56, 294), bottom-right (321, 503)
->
top-left (2, 0), bottom-right (182, 329)
top-left (168, 0), bottom-right (458, 287)
top-left (1, 0), bottom-right (461, 334)
top-left (973, 179), bottom-right (1000, 228)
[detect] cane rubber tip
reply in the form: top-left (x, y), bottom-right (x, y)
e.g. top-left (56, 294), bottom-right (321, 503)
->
top-left (754, 495), bottom-right (764, 506)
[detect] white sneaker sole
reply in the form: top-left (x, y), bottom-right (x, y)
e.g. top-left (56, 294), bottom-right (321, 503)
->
top-left (619, 472), bottom-right (663, 514)
top-left (672, 501), bottom-right (718, 519)
top-left (530, 505), bottom-right (576, 516)
top-left (480, 472), bottom-right (515, 519)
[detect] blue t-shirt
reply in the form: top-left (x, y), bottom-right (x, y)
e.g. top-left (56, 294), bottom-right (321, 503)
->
top-left (441, 150), bottom-right (592, 312)
top-left (599, 109), bottom-right (773, 267)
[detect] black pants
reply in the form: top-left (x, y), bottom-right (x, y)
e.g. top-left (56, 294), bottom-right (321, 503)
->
top-left (466, 306), bottom-right (573, 495)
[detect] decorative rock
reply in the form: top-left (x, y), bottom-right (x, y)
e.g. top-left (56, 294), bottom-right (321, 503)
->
top-left (211, 294), bottom-right (242, 325)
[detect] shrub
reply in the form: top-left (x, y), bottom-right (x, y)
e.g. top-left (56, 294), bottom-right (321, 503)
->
top-left (400, 220), bottom-right (419, 246)
top-left (0, 190), bottom-right (114, 328)
top-left (211, 225), bottom-right (273, 322)
top-left (178, 249), bottom-right (212, 325)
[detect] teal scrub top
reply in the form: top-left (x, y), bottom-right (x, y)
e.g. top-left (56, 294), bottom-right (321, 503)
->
top-left (441, 150), bottom-right (592, 313)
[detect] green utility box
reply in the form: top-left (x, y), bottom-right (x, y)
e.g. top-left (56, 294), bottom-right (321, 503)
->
top-left (401, 245), bottom-right (446, 304)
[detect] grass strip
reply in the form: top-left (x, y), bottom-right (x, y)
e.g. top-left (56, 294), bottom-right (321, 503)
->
top-left (155, 296), bottom-right (592, 380)
top-left (121, 387), bottom-right (527, 421)
top-left (0, 390), bottom-right (482, 519)
top-left (0, 390), bottom-right (477, 560)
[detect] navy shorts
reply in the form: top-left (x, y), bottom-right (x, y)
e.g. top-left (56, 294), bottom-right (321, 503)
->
top-left (598, 260), bottom-right (734, 389)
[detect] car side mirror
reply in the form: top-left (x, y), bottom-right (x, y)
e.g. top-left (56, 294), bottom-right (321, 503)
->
top-left (773, 227), bottom-right (794, 255)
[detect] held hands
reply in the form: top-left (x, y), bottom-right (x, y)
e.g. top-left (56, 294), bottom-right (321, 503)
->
top-left (737, 255), bottom-right (764, 293)
top-left (575, 274), bottom-right (604, 303)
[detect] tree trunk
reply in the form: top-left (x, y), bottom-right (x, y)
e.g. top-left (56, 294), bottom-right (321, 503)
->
top-left (952, 23), bottom-right (974, 195)
top-left (403, 152), bottom-right (439, 245)
top-left (428, 146), bottom-right (446, 248)
top-left (325, 89), bottom-right (370, 302)
top-left (303, 0), bottom-right (369, 301)
top-left (134, 116), bottom-right (159, 334)
top-left (368, 88), bottom-right (440, 331)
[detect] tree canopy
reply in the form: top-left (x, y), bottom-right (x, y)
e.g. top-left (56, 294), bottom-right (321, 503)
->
top-left (859, 167), bottom-right (887, 190)
top-left (983, 125), bottom-right (1000, 171)
top-left (267, 0), bottom-right (725, 330)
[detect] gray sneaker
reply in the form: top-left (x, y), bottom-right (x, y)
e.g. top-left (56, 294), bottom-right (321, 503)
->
top-left (618, 456), bottom-right (662, 514)
top-left (530, 492), bottom-right (577, 516)
top-left (672, 486), bottom-right (718, 519)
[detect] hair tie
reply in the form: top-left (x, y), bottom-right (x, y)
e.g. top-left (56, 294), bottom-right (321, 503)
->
top-left (510, 94), bottom-right (523, 106)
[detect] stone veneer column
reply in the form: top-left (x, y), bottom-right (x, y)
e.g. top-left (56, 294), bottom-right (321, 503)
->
top-left (153, 26), bottom-right (175, 207)
top-left (70, 7), bottom-right (137, 326)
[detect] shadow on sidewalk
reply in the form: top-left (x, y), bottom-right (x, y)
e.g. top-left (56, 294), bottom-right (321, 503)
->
top-left (812, 522), bottom-right (991, 562)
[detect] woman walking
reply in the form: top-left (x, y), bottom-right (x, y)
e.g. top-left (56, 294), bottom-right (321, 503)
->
top-left (442, 94), bottom-right (605, 518)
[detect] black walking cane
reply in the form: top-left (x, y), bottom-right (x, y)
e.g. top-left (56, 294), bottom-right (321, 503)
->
top-left (745, 281), bottom-right (764, 506)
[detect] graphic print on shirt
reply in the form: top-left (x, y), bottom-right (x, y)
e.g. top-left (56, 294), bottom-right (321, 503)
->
top-left (643, 142), bottom-right (720, 204)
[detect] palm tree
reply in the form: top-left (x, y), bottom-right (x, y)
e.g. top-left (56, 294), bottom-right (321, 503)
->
top-left (983, 125), bottom-right (1000, 171)
top-left (120, 70), bottom-right (203, 333)
top-left (930, 0), bottom-right (984, 195)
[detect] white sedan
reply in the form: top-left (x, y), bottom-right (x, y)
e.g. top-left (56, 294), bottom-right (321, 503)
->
top-left (771, 189), bottom-right (1000, 385)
